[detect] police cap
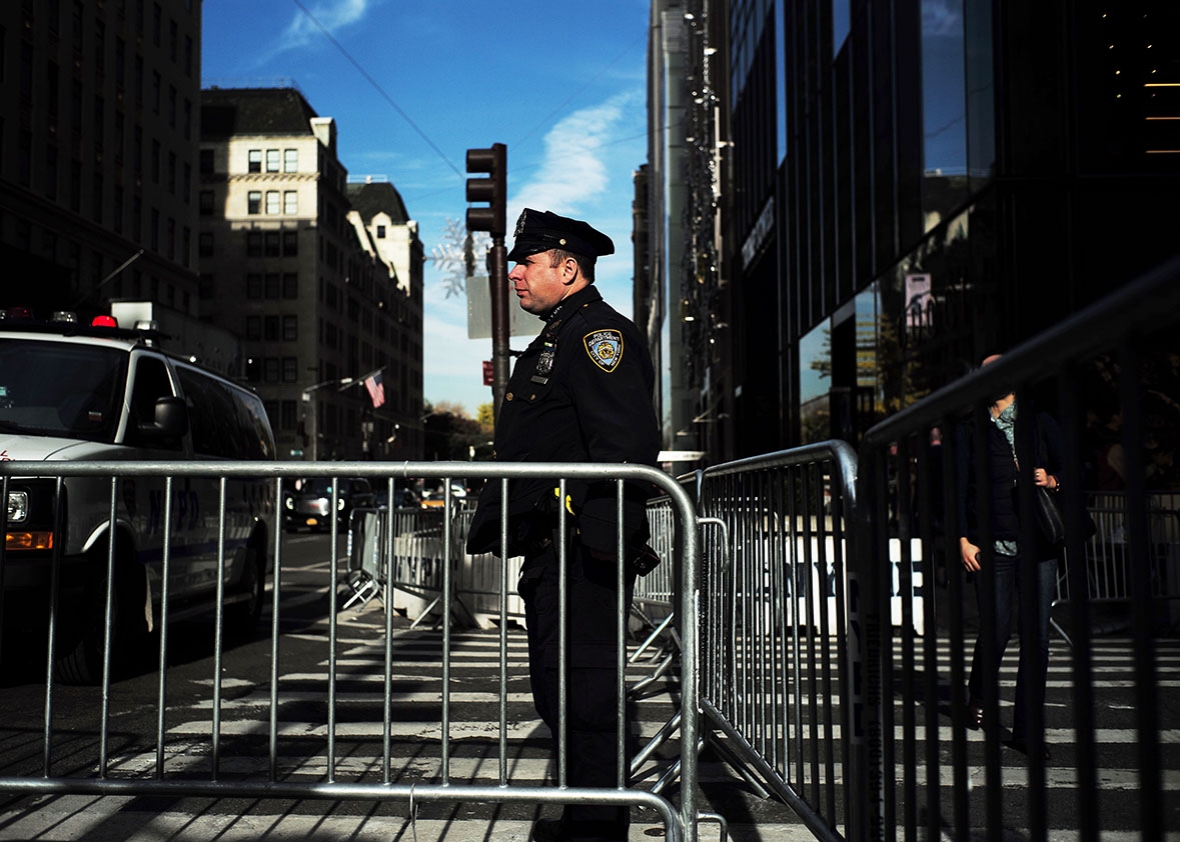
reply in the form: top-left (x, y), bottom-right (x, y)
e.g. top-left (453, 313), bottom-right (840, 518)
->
top-left (507, 208), bottom-right (615, 263)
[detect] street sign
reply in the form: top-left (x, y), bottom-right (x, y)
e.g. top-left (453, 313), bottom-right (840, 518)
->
top-left (466, 275), bottom-right (532, 339)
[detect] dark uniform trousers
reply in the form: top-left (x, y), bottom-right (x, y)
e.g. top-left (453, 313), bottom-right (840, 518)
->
top-left (518, 537), bottom-right (637, 841)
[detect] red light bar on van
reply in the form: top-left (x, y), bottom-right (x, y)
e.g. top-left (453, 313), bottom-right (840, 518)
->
top-left (91, 315), bottom-right (119, 328)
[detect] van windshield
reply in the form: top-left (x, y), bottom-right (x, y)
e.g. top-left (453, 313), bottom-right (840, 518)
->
top-left (0, 339), bottom-right (127, 442)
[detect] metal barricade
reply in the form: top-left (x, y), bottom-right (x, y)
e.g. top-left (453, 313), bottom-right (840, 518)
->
top-left (1051, 491), bottom-right (1180, 646)
top-left (852, 255), bottom-right (1180, 842)
top-left (0, 461), bottom-right (702, 842)
top-left (694, 442), bottom-right (860, 842)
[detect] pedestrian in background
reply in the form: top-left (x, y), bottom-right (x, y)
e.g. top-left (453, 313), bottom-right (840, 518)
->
top-left (955, 353), bottom-right (1064, 761)
top-left (466, 209), bottom-right (661, 842)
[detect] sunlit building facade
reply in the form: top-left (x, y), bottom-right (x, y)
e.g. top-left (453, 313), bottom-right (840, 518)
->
top-left (198, 86), bottom-right (424, 461)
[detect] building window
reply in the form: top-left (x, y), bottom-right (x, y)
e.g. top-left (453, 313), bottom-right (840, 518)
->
top-left (151, 139), bottom-right (161, 183)
top-left (247, 191), bottom-right (261, 214)
top-left (264, 358), bottom-right (280, 383)
top-left (282, 272), bottom-right (298, 299)
top-left (265, 272), bottom-right (280, 298)
top-left (199, 190), bottom-right (213, 214)
top-left (264, 315), bottom-right (279, 341)
top-left (282, 231), bottom-right (298, 256)
top-left (265, 190), bottom-right (279, 214)
top-left (265, 232), bottom-right (280, 257)
top-left (282, 315), bottom-right (297, 341)
top-left (280, 400), bottom-right (297, 430)
top-left (376, 225), bottom-right (386, 239)
top-left (151, 70), bottom-right (160, 113)
top-left (266, 149), bottom-right (280, 172)
top-left (246, 315), bottom-right (261, 340)
top-left (167, 151), bottom-right (176, 193)
top-left (283, 148), bottom-right (297, 172)
top-left (282, 357), bottom-right (297, 383)
top-left (283, 190), bottom-right (297, 215)
top-left (198, 231), bottom-right (213, 256)
top-left (247, 149), bottom-right (261, 173)
top-left (246, 273), bottom-right (262, 299)
top-left (246, 232), bottom-right (262, 257)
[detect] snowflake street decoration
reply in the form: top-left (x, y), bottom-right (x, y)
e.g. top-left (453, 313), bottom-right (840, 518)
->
top-left (430, 218), bottom-right (490, 299)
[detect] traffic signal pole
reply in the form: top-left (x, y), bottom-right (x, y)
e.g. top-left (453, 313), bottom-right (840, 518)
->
top-left (487, 238), bottom-right (509, 419)
top-left (466, 143), bottom-right (509, 423)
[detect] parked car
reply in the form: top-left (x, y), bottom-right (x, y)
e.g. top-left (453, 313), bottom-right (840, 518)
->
top-left (285, 477), bottom-right (376, 532)
top-left (418, 480), bottom-right (468, 508)
top-left (0, 307), bottom-right (276, 684)
top-left (374, 486), bottom-right (420, 509)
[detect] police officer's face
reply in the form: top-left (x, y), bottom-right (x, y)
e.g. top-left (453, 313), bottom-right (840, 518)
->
top-left (508, 251), bottom-right (576, 314)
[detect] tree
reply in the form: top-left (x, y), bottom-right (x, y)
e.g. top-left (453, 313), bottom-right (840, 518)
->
top-left (477, 402), bottom-right (495, 430)
top-left (422, 402), bottom-right (494, 462)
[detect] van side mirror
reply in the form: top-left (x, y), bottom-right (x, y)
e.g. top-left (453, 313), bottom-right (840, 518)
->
top-left (139, 396), bottom-right (188, 439)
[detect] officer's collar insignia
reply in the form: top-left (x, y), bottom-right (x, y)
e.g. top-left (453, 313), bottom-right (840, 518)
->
top-left (583, 329), bottom-right (623, 373)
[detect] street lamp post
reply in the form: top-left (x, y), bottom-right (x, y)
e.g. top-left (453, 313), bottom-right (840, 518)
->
top-left (301, 376), bottom-right (356, 461)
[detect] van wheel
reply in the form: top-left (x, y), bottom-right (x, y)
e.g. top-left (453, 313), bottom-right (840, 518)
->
top-left (55, 567), bottom-right (118, 685)
top-left (226, 546), bottom-right (265, 637)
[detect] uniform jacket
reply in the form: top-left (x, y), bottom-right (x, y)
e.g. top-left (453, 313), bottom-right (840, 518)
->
top-left (465, 284), bottom-right (661, 558)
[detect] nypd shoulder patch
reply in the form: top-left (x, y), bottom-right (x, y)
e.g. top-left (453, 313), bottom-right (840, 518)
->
top-left (583, 329), bottom-right (624, 372)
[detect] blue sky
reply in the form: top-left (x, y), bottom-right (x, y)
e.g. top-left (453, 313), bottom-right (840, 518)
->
top-left (201, 0), bottom-right (651, 416)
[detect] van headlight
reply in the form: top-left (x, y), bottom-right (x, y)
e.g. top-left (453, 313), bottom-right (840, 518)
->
top-left (7, 491), bottom-right (28, 523)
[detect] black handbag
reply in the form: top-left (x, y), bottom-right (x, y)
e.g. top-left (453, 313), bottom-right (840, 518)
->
top-left (1033, 484), bottom-right (1098, 547)
top-left (1034, 486), bottom-right (1067, 546)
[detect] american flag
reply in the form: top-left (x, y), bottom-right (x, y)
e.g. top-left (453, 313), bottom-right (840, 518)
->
top-left (363, 370), bottom-right (385, 408)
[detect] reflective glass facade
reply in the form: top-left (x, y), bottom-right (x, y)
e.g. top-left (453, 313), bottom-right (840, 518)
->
top-left (712, 0), bottom-right (1180, 459)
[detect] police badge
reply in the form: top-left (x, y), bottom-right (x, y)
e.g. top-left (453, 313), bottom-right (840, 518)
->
top-left (583, 329), bottom-right (624, 372)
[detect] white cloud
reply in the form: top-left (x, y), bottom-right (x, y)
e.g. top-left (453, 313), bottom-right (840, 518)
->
top-left (922, 0), bottom-right (962, 37)
top-left (267, 0), bottom-right (373, 59)
top-left (509, 90), bottom-right (640, 221)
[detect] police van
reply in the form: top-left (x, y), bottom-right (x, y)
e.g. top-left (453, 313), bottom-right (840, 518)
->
top-left (0, 307), bottom-right (275, 683)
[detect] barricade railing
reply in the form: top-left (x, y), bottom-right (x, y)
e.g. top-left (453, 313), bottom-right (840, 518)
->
top-left (0, 461), bottom-right (702, 842)
top-left (852, 253), bottom-right (1180, 842)
top-left (1051, 490), bottom-right (1180, 646)
top-left (693, 441), bottom-right (860, 842)
top-left (342, 493), bottom-right (526, 629)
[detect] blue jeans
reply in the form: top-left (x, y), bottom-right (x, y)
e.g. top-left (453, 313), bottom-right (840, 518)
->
top-left (967, 552), bottom-right (1058, 741)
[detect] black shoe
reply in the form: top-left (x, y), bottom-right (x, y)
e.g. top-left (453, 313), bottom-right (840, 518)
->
top-left (529, 817), bottom-right (627, 842)
top-left (1006, 737), bottom-right (1051, 762)
top-left (530, 819), bottom-right (565, 842)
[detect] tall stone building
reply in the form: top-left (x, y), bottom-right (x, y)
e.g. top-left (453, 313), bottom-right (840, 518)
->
top-left (198, 86), bottom-right (424, 461)
top-left (0, 0), bottom-right (203, 321)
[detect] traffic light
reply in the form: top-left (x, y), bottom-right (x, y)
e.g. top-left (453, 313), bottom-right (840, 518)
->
top-left (466, 143), bottom-right (506, 237)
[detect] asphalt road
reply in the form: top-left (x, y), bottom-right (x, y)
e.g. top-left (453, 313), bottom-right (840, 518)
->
top-left (0, 535), bottom-right (1175, 841)
top-left (0, 531), bottom-right (806, 842)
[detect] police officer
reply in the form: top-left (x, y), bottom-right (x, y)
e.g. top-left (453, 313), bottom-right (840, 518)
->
top-left (466, 209), bottom-right (660, 842)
